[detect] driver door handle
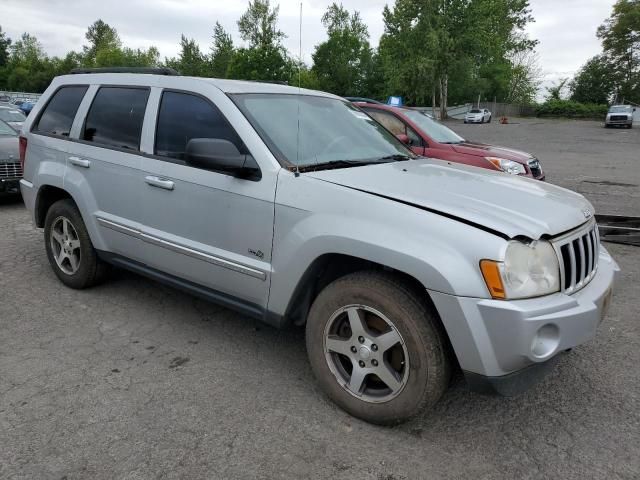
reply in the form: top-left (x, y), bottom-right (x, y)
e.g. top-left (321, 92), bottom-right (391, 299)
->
top-left (145, 176), bottom-right (175, 191)
top-left (69, 156), bottom-right (90, 168)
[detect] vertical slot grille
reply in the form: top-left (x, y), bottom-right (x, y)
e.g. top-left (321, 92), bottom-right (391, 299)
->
top-left (554, 222), bottom-right (599, 294)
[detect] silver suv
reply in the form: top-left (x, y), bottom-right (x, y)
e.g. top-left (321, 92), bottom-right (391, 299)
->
top-left (19, 69), bottom-right (619, 424)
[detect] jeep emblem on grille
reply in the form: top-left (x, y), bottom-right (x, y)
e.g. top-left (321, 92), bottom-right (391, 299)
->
top-left (582, 208), bottom-right (593, 219)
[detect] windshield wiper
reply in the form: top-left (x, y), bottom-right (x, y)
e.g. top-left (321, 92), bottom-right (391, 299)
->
top-left (297, 159), bottom-right (382, 172)
top-left (377, 154), bottom-right (413, 161)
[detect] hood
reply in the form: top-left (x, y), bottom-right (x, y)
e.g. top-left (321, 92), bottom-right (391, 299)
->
top-left (0, 136), bottom-right (19, 163)
top-left (452, 142), bottom-right (533, 163)
top-left (307, 158), bottom-right (592, 239)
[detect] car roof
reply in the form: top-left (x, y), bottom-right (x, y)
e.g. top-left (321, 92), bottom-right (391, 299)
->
top-left (53, 73), bottom-right (342, 100)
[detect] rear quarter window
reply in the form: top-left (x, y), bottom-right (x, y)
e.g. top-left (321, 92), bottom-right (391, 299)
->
top-left (33, 86), bottom-right (88, 137)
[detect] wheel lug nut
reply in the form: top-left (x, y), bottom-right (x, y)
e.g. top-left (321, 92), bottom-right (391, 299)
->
top-left (358, 336), bottom-right (365, 344)
top-left (358, 360), bottom-right (365, 368)
top-left (371, 344), bottom-right (378, 351)
top-left (350, 346), bottom-right (357, 353)
top-left (372, 359), bottom-right (378, 367)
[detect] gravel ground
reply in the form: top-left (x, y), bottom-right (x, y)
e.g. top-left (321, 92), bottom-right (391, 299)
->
top-left (1, 119), bottom-right (639, 479)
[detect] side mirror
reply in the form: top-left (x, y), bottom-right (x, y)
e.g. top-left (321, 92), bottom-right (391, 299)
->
top-left (395, 133), bottom-right (411, 145)
top-left (185, 138), bottom-right (261, 180)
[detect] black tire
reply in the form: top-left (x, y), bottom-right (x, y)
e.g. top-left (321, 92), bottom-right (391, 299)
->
top-left (306, 271), bottom-right (451, 425)
top-left (44, 199), bottom-right (109, 289)
top-left (488, 115), bottom-right (492, 123)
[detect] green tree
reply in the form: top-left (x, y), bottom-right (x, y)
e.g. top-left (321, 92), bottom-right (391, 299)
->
top-left (209, 22), bottom-right (234, 77)
top-left (166, 35), bottom-right (205, 76)
top-left (0, 26), bottom-right (11, 67)
top-left (545, 78), bottom-right (569, 101)
top-left (311, 3), bottom-right (375, 96)
top-left (4, 33), bottom-right (57, 92)
top-left (0, 26), bottom-right (12, 88)
top-left (227, 45), bottom-right (291, 81)
top-left (83, 19), bottom-right (121, 66)
top-left (506, 48), bottom-right (542, 104)
top-left (379, 0), bottom-right (537, 114)
top-left (597, 0), bottom-right (640, 102)
top-left (237, 0), bottom-right (285, 49)
top-left (570, 55), bottom-right (615, 104)
top-left (228, 0), bottom-right (290, 82)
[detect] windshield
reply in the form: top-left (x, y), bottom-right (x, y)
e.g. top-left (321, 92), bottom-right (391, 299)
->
top-left (232, 94), bottom-right (414, 167)
top-left (0, 108), bottom-right (26, 122)
top-left (469, 109), bottom-right (482, 113)
top-left (609, 105), bottom-right (632, 113)
top-left (0, 120), bottom-right (17, 136)
top-left (403, 110), bottom-right (465, 144)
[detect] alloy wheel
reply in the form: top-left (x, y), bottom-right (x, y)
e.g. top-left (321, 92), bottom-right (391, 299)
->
top-left (323, 304), bottom-right (409, 403)
top-left (50, 216), bottom-right (81, 275)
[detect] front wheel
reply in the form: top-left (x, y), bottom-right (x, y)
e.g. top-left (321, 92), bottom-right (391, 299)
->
top-left (306, 271), bottom-right (451, 425)
top-left (488, 115), bottom-right (492, 123)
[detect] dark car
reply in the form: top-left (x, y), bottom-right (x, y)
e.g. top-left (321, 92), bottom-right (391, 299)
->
top-left (0, 120), bottom-right (21, 195)
top-left (356, 102), bottom-right (544, 180)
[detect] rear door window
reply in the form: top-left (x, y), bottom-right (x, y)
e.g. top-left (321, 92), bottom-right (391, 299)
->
top-left (82, 87), bottom-right (149, 151)
top-left (33, 86), bottom-right (88, 137)
top-left (154, 91), bottom-right (244, 161)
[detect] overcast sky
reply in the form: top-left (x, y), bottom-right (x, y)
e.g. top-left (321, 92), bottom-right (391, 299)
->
top-left (2, 0), bottom-right (616, 94)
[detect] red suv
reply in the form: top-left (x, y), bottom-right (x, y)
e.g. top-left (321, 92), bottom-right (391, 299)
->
top-left (356, 103), bottom-right (544, 180)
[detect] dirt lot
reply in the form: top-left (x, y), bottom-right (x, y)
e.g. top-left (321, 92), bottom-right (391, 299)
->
top-left (1, 119), bottom-right (639, 479)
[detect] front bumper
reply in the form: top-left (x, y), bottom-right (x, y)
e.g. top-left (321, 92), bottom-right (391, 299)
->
top-left (429, 247), bottom-right (620, 394)
top-left (606, 118), bottom-right (633, 126)
top-left (0, 177), bottom-right (21, 194)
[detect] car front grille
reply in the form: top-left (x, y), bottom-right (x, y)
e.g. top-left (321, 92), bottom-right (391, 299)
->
top-left (610, 115), bottom-right (628, 121)
top-left (527, 158), bottom-right (542, 177)
top-left (0, 162), bottom-right (23, 179)
top-left (552, 220), bottom-right (599, 294)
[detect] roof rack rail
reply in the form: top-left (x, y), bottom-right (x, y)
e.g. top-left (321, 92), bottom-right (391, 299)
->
top-left (69, 67), bottom-right (180, 76)
top-left (246, 80), bottom-right (289, 86)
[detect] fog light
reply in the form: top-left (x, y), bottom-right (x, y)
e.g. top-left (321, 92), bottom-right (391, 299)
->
top-left (531, 324), bottom-right (560, 359)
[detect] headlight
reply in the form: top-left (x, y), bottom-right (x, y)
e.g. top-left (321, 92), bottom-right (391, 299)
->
top-left (480, 240), bottom-right (560, 299)
top-left (486, 157), bottom-right (526, 175)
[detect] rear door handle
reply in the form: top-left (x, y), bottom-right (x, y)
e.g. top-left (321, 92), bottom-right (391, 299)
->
top-left (69, 156), bottom-right (90, 168)
top-left (145, 176), bottom-right (175, 191)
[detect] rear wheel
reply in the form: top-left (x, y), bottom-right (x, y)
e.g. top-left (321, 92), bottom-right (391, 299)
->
top-left (44, 199), bottom-right (109, 289)
top-left (306, 271), bottom-right (451, 425)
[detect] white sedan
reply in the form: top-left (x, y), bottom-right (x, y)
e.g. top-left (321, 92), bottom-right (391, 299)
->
top-left (464, 108), bottom-right (492, 124)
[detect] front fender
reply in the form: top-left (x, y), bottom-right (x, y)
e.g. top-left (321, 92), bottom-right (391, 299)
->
top-left (267, 172), bottom-right (506, 317)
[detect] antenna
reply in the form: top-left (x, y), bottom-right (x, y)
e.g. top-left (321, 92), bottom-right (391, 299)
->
top-left (298, 1), bottom-right (302, 90)
top-left (295, 1), bottom-right (302, 177)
